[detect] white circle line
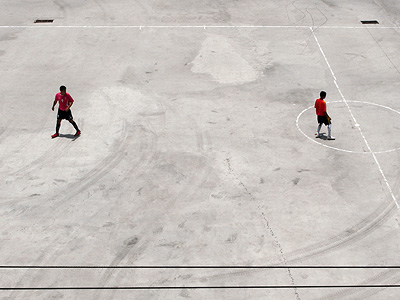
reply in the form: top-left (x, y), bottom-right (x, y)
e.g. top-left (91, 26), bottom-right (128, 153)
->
top-left (296, 100), bottom-right (400, 154)
top-left (296, 101), bottom-right (360, 154)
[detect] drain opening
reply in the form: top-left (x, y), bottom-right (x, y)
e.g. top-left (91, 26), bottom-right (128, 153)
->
top-left (361, 20), bottom-right (379, 24)
top-left (34, 19), bottom-right (54, 23)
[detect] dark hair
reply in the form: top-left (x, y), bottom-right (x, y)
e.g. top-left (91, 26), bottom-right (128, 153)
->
top-left (320, 91), bottom-right (326, 98)
top-left (60, 85), bottom-right (66, 92)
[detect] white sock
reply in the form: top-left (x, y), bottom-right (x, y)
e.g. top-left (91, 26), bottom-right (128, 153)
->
top-left (328, 124), bottom-right (332, 137)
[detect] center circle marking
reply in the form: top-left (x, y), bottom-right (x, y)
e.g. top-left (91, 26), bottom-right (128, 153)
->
top-left (296, 100), bottom-right (400, 154)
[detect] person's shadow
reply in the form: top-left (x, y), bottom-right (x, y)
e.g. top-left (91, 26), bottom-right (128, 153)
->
top-left (59, 133), bottom-right (78, 140)
top-left (316, 133), bottom-right (328, 140)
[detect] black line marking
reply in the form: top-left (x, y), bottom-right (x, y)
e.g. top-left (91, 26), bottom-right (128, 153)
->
top-left (34, 19), bottom-right (54, 23)
top-left (361, 20), bottom-right (379, 24)
top-left (1, 265), bottom-right (400, 269)
top-left (1, 285), bottom-right (400, 291)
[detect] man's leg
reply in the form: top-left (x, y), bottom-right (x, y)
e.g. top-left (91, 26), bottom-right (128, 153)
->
top-left (56, 119), bottom-right (61, 133)
top-left (69, 119), bottom-right (81, 136)
top-left (52, 119), bottom-right (61, 138)
top-left (327, 124), bottom-right (335, 140)
top-left (69, 119), bottom-right (79, 131)
top-left (316, 123), bottom-right (322, 137)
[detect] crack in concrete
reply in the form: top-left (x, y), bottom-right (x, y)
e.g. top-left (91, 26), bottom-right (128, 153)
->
top-left (225, 157), bottom-right (301, 300)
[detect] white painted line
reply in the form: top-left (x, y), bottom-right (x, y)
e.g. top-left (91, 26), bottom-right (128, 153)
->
top-left (351, 100), bottom-right (400, 115)
top-left (0, 25), bottom-right (398, 29)
top-left (318, 26), bottom-right (400, 29)
top-left (0, 25), bottom-right (308, 29)
top-left (311, 27), bottom-right (400, 209)
top-left (313, 34), bottom-right (337, 81)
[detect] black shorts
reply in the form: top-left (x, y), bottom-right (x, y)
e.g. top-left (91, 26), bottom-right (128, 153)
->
top-left (317, 115), bottom-right (330, 125)
top-left (57, 109), bottom-right (73, 120)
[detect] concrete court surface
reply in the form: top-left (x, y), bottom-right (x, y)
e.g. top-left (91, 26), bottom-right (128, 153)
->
top-left (1, 0), bottom-right (400, 299)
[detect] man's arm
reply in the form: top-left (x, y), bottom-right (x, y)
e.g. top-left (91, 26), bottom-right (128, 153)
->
top-left (52, 100), bottom-right (57, 111)
top-left (322, 101), bottom-right (330, 119)
top-left (65, 94), bottom-right (74, 111)
top-left (324, 111), bottom-right (330, 119)
top-left (66, 102), bottom-right (73, 111)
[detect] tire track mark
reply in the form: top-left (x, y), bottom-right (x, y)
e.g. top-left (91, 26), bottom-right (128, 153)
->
top-left (284, 202), bottom-right (397, 264)
top-left (3, 120), bottom-right (154, 299)
top-left (315, 269), bottom-right (400, 300)
top-left (92, 116), bottom-right (216, 294)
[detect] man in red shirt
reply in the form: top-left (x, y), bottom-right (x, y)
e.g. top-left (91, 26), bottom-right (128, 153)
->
top-left (315, 91), bottom-right (335, 140)
top-left (51, 86), bottom-right (81, 138)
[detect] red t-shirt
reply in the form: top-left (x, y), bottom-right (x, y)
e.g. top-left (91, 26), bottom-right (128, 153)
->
top-left (315, 98), bottom-right (326, 116)
top-left (55, 92), bottom-right (74, 111)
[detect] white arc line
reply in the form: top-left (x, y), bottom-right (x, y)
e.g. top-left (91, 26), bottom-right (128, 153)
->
top-left (311, 27), bottom-right (400, 209)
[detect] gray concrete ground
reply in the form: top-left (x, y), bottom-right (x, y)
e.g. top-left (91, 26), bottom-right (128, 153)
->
top-left (1, 0), bottom-right (400, 299)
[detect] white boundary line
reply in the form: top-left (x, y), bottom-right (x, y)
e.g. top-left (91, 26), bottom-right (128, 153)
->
top-left (0, 25), bottom-right (399, 29)
top-left (311, 28), bottom-right (400, 209)
top-left (0, 25), bottom-right (307, 29)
